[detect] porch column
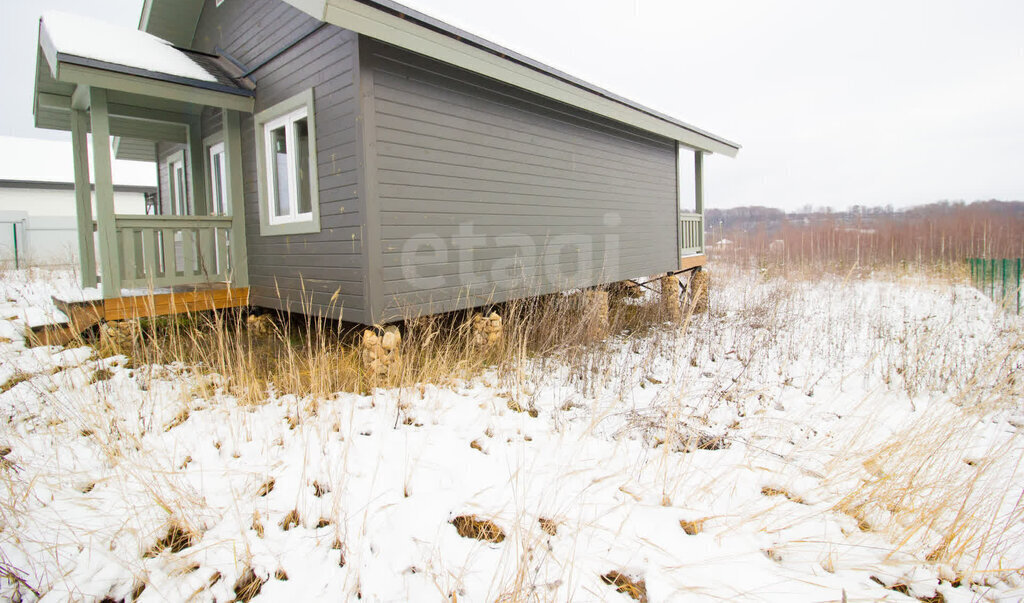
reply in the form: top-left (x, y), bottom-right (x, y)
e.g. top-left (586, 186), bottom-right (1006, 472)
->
top-left (187, 115), bottom-right (208, 215)
top-left (222, 109), bottom-right (249, 287)
top-left (695, 151), bottom-right (705, 254)
top-left (70, 109), bottom-right (97, 288)
top-left (88, 87), bottom-right (122, 298)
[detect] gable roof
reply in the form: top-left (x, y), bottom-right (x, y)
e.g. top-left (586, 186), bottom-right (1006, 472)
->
top-left (42, 11), bottom-right (217, 83)
top-left (141, 0), bottom-right (740, 157)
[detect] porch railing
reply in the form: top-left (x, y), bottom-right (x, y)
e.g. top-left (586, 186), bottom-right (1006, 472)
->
top-left (114, 215), bottom-right (235, 289)
top-left (680, 213), bottom-right (704, 256)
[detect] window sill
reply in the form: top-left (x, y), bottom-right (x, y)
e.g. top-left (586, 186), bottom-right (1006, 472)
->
top-left (260, 218), bottom-right (321, 236)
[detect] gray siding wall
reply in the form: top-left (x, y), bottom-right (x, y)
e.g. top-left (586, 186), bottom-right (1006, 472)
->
top-left (362, 40), bottom-right (679, 322)
top-left (192, 0), bottom-right (365, 322)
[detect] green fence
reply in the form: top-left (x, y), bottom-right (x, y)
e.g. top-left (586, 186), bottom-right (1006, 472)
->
top-left (968, 258), bottom-right (1022, 314)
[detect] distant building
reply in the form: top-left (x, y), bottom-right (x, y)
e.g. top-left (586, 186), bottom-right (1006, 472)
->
top-left (0, 136), bottom-right (156, 266)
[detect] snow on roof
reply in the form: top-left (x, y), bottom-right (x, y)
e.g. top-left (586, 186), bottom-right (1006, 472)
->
top-left (0, 136), bottom-right (156, 188)
top-left (40, 10), bottom-right (217, 83)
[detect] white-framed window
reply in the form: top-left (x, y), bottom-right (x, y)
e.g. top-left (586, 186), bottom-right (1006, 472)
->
top-left (254, 88), bottom-right (320, 236)
top-left (167, 151), bottom-right (189, 215)
top-left (264, 108), bottom-right (312, 225)
top-left (207, 141), bottom-right (229, 216)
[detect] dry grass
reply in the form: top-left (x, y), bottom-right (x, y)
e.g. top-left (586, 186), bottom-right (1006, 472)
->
top-left (85, 280), bottom-right (674, 411)
top-left (451, 515), bottom-right (506, 543)
top-left (3, 262), bottom-right (1023, 599)
top-left (600, 571), bottom-right (647, 602)
top-left (452, 515), bottom-right (507, 544)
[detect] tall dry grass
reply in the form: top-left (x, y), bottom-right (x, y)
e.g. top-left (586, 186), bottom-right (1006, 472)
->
top-left (97, 280), bottom-right (678, 411)
top-left (708, 200), bottom-right (1024, 275)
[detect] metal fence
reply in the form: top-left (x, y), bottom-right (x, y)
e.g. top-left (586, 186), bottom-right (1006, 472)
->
top-left (968, 258), bottom-right (1022, 314)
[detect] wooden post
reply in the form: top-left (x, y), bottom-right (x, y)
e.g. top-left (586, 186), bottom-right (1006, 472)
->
top-left (222, 109), bottom-right (249, 287)
top-left (70, 108), bottom-right (97, 288)
top-left (695, 151), bottom-right (704, 254)
top-left (89, 88), bottom-right (122, 298)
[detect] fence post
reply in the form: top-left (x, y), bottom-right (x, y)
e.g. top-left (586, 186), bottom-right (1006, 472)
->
top-left (1018, 258), bottom-right (1022, 315)
top-left (1002, 259), bottom-right (1008, 307)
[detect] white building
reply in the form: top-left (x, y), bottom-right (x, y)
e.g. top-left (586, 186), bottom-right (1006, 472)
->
top-left (0, 136), bottom-right (156, 266)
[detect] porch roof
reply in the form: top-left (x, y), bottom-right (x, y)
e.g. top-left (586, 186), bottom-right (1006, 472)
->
top-left (33, 12), bottom-right (255, 140)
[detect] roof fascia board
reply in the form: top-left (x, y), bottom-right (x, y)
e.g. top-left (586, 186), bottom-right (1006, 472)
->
top-left (53, 61), bottom-right (255, 113)
top-left (38, 20), bottom-right (60, 80)
top-left (289, 0), bottom-right (328, 20)
top-left (139, 0), bottom-right (205, 48)
top-left (315, 0), bottom-right (738, 156)
top-left (57, 54), bottom-right (254, 98)
top-left (139, 0), bottom-right (154, 33)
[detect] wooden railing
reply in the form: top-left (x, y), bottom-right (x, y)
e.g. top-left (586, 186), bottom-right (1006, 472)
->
top-left (680, 213), bottom-right (704, 256)
top-left (114, 215), bottom-right (235, 289)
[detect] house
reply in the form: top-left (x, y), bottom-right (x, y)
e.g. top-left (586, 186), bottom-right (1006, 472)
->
top-left (31, 0), bottom-right (739, 328)
top-left (0, 136), bottom-right (155, 267)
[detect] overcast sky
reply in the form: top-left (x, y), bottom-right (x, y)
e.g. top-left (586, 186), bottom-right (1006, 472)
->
top-left (1, 0), bottom-right (1022, 211)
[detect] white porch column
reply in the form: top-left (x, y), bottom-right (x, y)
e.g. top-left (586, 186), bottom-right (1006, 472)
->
top-left (70, 109), bottom-right (97, 288)
top-left (88, 87), bottom-right (122, 298)
top-left (222, 109), bottom-right (249, 287)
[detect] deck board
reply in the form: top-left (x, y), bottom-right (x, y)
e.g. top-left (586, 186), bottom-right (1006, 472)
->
top-left (29, 285), bottom-right (250, 346)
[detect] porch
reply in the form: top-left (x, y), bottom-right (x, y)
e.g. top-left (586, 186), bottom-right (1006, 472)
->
top-left (678, 148), bottom-right (707, 271)
top-left (33, 12), bottom-right (255, 310)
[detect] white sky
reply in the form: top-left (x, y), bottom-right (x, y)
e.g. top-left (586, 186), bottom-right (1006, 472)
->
top-left (1, 0), bottom-right (1022, 211)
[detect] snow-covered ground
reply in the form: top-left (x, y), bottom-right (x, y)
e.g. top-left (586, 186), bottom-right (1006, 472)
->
top-left (1, 266), bottom-right (1022, 602)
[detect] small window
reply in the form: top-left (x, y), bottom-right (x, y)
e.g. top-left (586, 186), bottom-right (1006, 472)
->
top-left (207, 141), bottom-right (228, 216)
top-left (254, 89), bottom-right (320, 236)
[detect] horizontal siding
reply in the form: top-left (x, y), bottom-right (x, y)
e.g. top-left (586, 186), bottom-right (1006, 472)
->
top-left (192, 0), bottom-right (365, 323)
top-left (366, 41), bottom-right (678, 321)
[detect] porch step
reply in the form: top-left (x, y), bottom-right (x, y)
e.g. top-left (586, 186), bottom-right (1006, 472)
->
top-left (24, 287), bottom-right (249, 348)
top-left (25, 298), bottom-right (104, 347)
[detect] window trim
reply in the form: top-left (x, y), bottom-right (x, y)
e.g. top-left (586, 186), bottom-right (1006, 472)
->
top-left (254, 88), bottom-right (320, 236)
top-left (205, 136), bottom-right (229, 216)
top-left (166, 149), bottom-right (189, 216)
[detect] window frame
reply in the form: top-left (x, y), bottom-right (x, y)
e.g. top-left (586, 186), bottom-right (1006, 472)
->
top-left (206, 138), bottom-right (229, 216)
top-left (166, 149), bottom-right (189, 216)
top-left (254, 88), bottom-right (320, 236)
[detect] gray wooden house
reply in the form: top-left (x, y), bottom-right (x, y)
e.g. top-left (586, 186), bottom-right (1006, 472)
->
top-left (32, 0), bottom-right (739, 328)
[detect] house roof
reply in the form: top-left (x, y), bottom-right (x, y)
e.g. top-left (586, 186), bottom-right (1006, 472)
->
top-left (39, 11), bottom-right (254, 100)
top-left (0, 136), bottom-right (157, 190)
top-left (33, 11), bottom-right (254, 140)
top-left (139, 0), bottom-right (740, 157)
top-left (41, 11), bottom-right (217, 83)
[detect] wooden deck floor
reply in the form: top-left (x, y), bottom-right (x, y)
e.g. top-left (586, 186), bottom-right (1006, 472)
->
top-left (28, 285), bottom-right (249, 346)
top-left (679, 254), bottom-right (707, 271)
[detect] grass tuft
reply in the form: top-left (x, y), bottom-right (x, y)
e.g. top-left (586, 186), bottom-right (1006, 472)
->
top-left (601, 571), bottom-right (647, 602)
top-left (451, 515), bottom-right (505, 543)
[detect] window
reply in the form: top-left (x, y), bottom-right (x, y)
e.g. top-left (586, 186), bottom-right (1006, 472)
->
top-left (254, 89), bottom-right (320, 236)
top-left (207, 141), bottom-right (229, 216)
top-left (265, 109), bottom-right (311, 224)
top-left (167, 151), bottom-right (189, 215)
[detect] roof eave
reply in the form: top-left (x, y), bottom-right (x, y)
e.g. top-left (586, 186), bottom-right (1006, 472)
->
top-left (285, 0), bottom-right (740, 156)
